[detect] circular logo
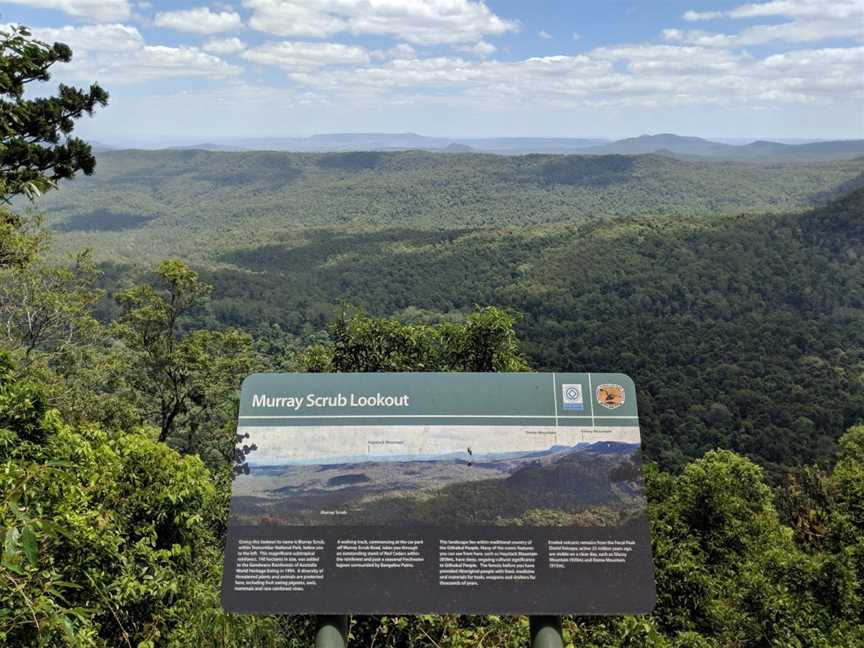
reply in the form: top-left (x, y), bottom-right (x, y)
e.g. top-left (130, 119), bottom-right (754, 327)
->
top-left (565, 386), bottom-right (581, 401)
top-left (596, 384), bottom-right (625, 409)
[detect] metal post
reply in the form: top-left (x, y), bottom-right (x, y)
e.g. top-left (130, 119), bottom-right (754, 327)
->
top-left (529, 615), bottom-right (564, 648)
top-left (314, 615), bottom-right (350, 648)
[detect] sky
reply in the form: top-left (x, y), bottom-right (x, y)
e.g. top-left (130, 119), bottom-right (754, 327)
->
top-left (3, 0), bottom-right (863, 143)
top-left (239, 425), bottom-right (640, 465)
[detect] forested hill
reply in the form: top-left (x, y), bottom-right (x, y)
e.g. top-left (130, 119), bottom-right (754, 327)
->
top-left (35, 149), bottom-right (864, 263)
top-left (85, 187), bottom-right (863, 473)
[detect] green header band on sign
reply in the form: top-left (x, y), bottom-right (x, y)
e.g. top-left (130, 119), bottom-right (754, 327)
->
top-left (237, 372), bottom-right (639, 427)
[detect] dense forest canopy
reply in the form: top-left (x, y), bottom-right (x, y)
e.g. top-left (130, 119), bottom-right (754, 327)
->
top-left (30, 148), bottom-right (864, 263)
top-left (1, 23), bottom-right (863, 648)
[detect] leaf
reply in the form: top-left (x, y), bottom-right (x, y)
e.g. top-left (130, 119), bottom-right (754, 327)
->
top-left (39, 520), bottom-right (75, 540)
top-left (2, 527), bottom-right (20, 566)
top-left (3, 562), bottom-right (24, 575)
top-left (60, 616), bottom-right (76, 645)
top-left (21, 526), bottom-right (38, 566)
top-left (47, 587), bottom-right (70, 604)
top-left (44, 460), bottom-right (76, 468)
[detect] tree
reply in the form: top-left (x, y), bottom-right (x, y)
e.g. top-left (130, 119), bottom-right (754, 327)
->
top-left (0, 25), bottom-right (108, 268)
top-left (0, 25), bottom-right (108, 202)
top-left (0, 250), bottom-right (101, 364)
top-left (306, 306), bottom-right (529, 373)
top-left (0, 208), bottom-right (43, 269)
top-left (0, 352), bottom-right (291, 646)
top-left (114, 260), bottom-right (253, 447)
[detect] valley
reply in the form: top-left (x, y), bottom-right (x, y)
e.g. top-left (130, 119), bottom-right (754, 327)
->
top-left (32, 150), bottom-right (864, 472)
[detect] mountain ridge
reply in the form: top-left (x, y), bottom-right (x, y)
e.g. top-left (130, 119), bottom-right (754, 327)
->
top-left (112, 132), bottom-right (864, 161)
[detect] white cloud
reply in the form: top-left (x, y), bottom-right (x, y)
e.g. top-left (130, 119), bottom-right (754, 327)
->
top-left (371, 43), bottom-right (417, 61)
top-left (455, 41), bottom-right (497, 57)
top-left (728, 0), bottom-right (861, 20)
top-left (269, 40), bottom-right (862, 112)
top-left (538, 30), bottom-right (553, 40)
top-left (280, 54), bottom-right (615, 99)
top-left (593, 44), bottom-right (750, 74)
top-left (242, 41), bottom-right (370, 70)
top-left (758, 46), bottom-right (864, 96)
top-left (679, 0), bottom-right (864, 45)
top-left (2, 0), bottom-right (130, 22)
top-left (683, 10), bottom-right (724, 21)
top-left (242, 0), bottom-right (518, 44)
top-left (154, 8), bottom-right (244, 34)
top-left (685, 1), bottom-right (864, 22)
top-left (28, 24), bottom-right (240, 82)
top-left (120, 46), bottom-right (241, 81)
top-left (203, 37), bottom-right (247, 54)
top-left (31, 23), bottom-right (143, 52)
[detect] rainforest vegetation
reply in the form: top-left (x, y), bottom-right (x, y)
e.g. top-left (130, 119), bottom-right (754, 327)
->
top-left (1, 24), bottom-right (863, 647)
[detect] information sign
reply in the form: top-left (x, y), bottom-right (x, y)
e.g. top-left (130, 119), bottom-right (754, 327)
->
top-left (222, 372), bottom-right (656, 614)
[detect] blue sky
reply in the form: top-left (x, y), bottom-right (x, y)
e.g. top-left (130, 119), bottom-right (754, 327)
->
top-left (3, 1), bottom-right (863, 143)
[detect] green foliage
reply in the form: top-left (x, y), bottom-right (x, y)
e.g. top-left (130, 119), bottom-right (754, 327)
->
top-left (2, 300), bottom-right (864, 646)
top-left (645, 442), bottom-right (864, 646)
top-left (0, 357), bottom-right (288, 646)
top-left (0, 207), bottom-right (43, 268)
top-left (307, 306), bottom-right (528, 372)
top-left (113, 261), bottom-right (253, 448)
top-left (838, 424), bottom-right (864, 465)
top-left (0, 249), bottom-right (102, 362)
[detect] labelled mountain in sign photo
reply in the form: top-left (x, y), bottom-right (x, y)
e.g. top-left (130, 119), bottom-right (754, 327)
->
top-left (231, 441), bottom-right (645, 528)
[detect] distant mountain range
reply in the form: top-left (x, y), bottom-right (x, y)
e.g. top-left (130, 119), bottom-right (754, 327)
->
top-left (165, 133), bottom-right (608, 155)
top-left (578, 134), bottom-right (864, 161)
top-left (147, 132), bottom-right (864, 161)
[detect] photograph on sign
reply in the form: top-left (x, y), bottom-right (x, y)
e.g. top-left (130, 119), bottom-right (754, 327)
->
top-left (222, 373), bottom-right (656, 615)
top-left (232, 424), bottom-right (643, 528)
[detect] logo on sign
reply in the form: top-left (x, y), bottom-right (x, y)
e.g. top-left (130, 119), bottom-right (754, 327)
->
top-left (561, 384), bottom-right (584, 410)
top-left (596, 384), bottom-right (625, 409)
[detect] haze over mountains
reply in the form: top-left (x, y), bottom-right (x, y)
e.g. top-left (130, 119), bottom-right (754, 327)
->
top-left (125, 132), bottom-right (864, 161)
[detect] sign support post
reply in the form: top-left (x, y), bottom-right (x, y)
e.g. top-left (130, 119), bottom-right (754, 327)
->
top-left (314, 615), bottom-right (350, 648)
top-left (529, 615), bottom-right (564, 648)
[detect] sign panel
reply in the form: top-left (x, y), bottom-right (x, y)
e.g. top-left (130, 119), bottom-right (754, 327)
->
top-left (221, 372), bottom-right (656, 614)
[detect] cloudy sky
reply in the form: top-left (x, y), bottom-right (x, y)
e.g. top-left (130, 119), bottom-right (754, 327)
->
top-left (4, 0), bottom-right (863, 143)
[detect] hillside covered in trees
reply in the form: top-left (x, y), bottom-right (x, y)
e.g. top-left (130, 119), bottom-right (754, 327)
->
top-left (77, 187), bottom-right (864, 473)
top-left (33, 148), bottom-right (864, 263)
top-left (1, 23), bottom-right (863, 648)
